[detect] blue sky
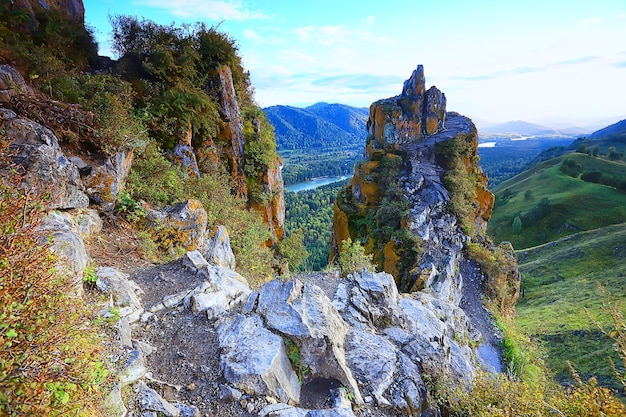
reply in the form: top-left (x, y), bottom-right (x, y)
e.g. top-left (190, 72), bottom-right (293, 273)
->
top-left (84, 0), bottom-right (626, 127)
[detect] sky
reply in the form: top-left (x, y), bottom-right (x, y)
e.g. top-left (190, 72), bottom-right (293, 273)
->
top-left (83, 0), bottom-right (626, 128)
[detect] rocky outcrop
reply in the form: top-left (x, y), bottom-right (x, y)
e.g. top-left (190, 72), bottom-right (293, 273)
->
top-left (215, 64), bottom-right (248, 199)
top-left (365, 65), bottom-right (446, 158)
top-left (203, 225), bottom-right (236, 270)
top-left (78, 151), bottom-right (134, 210)
top-left (203, 64), bottom-right (285, 243)
top-left (0, 65), bottom-right (34, 103)
top-left (251, 158), bottom-right (286, 243)
top-left (331, 66), bottom-right (497, 299)
top-left (214, 270), bottom-right (484, 416)
top-left (145, 199), bottom-right (209, 254)
top-left (1, 108), bottom-right (90, 210)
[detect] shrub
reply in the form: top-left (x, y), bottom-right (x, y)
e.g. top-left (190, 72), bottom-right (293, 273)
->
top-left (560, 158), bottom-right (584, 178)
top-left (277, 229), bottom-right (309, 272)
top-left (442, 314), bottom-right (626, 416)
top-left (339, 238), bottom-right (375, 277)
top-left (0, 160), bottom-right (108, 415)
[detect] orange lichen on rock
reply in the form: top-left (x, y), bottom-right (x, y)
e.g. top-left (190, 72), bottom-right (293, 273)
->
top-left (383, 239), bottom-right (400, 277)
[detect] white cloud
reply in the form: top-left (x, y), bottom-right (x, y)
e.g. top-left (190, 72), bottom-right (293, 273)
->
top-left (242, 28), bottom-right (264, 43)
top-left (132, 0), bottom-right (267, 20)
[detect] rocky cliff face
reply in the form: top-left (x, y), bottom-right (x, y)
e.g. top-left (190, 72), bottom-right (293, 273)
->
top-left (10, 0), bottom-right (85, 22)
top-left (332, 65), bottom-right (498, 297)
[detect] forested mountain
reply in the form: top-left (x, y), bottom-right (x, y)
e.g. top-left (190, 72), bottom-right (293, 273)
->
top-left (264, 103), bottom-right (368, 150)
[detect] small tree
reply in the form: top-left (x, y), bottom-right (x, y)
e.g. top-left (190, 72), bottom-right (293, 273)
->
top-left (593, 146), bottom-right (600, 157)
top-left (339, 238), bottom-right (375, 277)
top-left (277, 229), bottom-right (309, 272)
top-left (524, 190), bottom-right (533, 201)
top-left (512, 216), bottom-right (523, 234)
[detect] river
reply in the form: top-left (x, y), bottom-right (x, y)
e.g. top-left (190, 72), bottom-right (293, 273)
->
top-left (285, 175), bottom-right (351, 193)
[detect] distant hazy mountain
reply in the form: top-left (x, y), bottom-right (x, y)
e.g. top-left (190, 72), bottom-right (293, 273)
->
top-left (480, 120), bottom-right (556, 135)
top-left (556, 126), bottom-right (593, 136)
top-left (264, 103), bottom-right (368, 150)
top-left (589, 119), bottom-right (626, 138)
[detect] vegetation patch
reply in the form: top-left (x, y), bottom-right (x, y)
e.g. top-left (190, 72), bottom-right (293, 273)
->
top-left (489, 154), bottom-right (626, 249)
top-left (515, 223), bottom-right (626, 392)
top-left (0, 163), bottom-right (109, 416)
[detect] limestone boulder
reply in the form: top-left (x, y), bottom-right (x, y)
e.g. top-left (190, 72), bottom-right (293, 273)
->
top-left (145, 199), bottom-right (208, 254)
top-left (256, 279), bottom-right (363, 404)
top-left (66, 208), bottom-right (103, 239)
top-left (0, 65), bottom-right (33, 103)
top-left (2, 111), bottom-right (89, 210)
top-left (347, 270), bottom-right (403, 328)
top-left (136, 381), bottom-right (180, 417)
top-left (187, 264), bottom-right (251, 318)
top-left (96, 267), bottom-right (144, 323)
top-left (216, 314), bottom-right (301, 403)
top-left (203, 226), bottom-right (236, 269)
top-left (345, 330), bottom-right (397, 406)
top-left (39, 211), bottom-right (89, 297)
top-left (80, 151), bottom-right (134, 210)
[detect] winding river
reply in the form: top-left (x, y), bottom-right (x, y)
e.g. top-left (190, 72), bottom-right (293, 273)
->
top-left (285, 175), bottom-right (351, 193)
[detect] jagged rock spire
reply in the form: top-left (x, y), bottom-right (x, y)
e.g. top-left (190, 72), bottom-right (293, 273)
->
top-left (366, 65), bottom-right (447, 157)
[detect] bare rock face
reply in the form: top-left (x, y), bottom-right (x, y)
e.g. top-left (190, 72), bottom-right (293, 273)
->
top-left (256, 279), bottom-right (363, 404)
top-left (366, 65), bottom-right (446, 156)
top-left (331, 66), bottom-right (496, 297)
top-left (217, 314), bottom-right (301, 404)
top-left (203, 225), bottom-right (236, 270)
top-left (1, 108), bottom-right (89, 210)
top-left (252, 159), bottom-right (286, 243)
top-left (215, 64), bottom-right (247, 199)
top-left (78, 151), bottom-right (134, 210)
top-left (39, 211), bottom-right (89, 297)
top-left (0, 65), bottom-right (34, 103)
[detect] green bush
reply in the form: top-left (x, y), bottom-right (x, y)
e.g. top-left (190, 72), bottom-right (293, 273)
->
top-left (277, 229), bottom-right (309, 272)
top-left (339, 238), bottom-right (375, 277)
top-left (560, 158), bottom-right (584, 178)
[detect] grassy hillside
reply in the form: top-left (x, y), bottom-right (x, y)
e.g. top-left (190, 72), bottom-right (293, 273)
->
top-left (516, 223), bottom-right (626, 391)
top-left (488, 153), bottom-right (626, 249)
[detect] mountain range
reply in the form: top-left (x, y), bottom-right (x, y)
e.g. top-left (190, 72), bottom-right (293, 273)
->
top-left (264, 103), bottom-right (368, 150)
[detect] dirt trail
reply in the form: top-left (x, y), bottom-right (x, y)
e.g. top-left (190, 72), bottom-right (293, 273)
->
top-left (459, 259), bottom-right (503, 372)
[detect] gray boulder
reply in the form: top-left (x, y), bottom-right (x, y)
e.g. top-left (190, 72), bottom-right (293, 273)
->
top-left (96, 267), bottom-right (144, 323)
top-left (39, 211), bottom-right (89, 297)
top-left (256, 279), bottom-right (363, 404)
top-left (81, 151), bottom-right (134, 211)
top-left (345, 330), bottom-right (396, 406)
top-left (216, 314), bottom-right (301, 403)
top-left (145, 199), bottom-right (208, 254)
top-left (203, 225), bottom-right (236, 269)
top-left (136, 381), bottom-right (180, 417)
top-left (188, 264), bottom-right (251, 318)
top-left (0, 65), bottom-right (33, 103)
top-left (3, 113), bottom-right (89, 210)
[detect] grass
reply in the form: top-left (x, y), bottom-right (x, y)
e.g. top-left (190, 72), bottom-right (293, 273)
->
top-left (488, 153), bottom-right (626, 249)
top-left (515, 223), bottom-right (626, 392)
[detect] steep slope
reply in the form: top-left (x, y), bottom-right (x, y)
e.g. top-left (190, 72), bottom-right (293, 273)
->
top-left (265, 103), bottom-right (368, 150)
top-left (516, 223), bottom-right (626, 391)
